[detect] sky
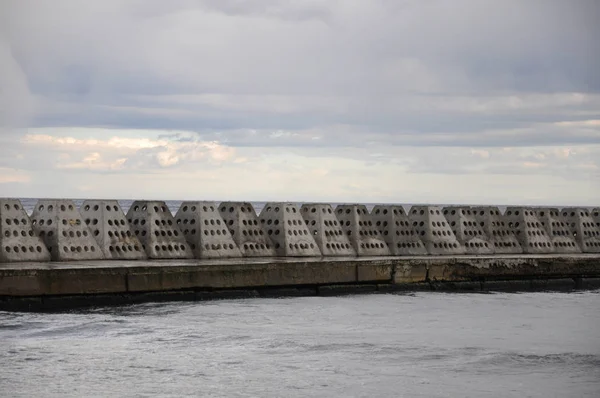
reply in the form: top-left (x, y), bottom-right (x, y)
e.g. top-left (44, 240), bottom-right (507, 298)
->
top-left (1, 0), bottom-right (599, 206)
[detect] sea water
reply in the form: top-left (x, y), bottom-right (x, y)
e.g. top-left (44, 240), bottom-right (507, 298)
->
top-left (1, 292), bottom-right (599, 397)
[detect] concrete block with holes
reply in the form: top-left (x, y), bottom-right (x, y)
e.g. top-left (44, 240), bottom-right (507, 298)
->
top-left (560, 207), bottom-right (600, 253)
top-left (471, 207), bottom-right (523, 254)
top-left (80, 200), bottom-right (147, 260)
top-left (593, 208), bottom-right (600, 231)
top-left (1, 199), bottom-right (51, 262)
top-left (334, 204), bottom-right (391, 256)
top-left (532, 208), bottom-right (581, 253)
top-left (371, 205), bottom-right (427, 255)
top-left (174, 202), bottom-right (242, 259)
top-left (30, 199), bottom-right (104, 261)
top-left (125, 201), bottom-right (194, 259)
top-left (218, 202), bottom-right (276, 257)
top-left (407, 206), bottom-right (465, 255)
top-left (442, 206), bottom-right (495, 254)
top-left (504, 207), bottom-right (555, 254)
top-left (259, 203), bottom-right (322, 257)
top-left (299, 203), bottom-right (356, 256)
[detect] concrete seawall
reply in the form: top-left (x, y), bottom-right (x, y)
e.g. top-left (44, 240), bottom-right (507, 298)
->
top-left (1, 198), bottom-right (600, 310)
top-left (2, 254), bottom-right (600, 311)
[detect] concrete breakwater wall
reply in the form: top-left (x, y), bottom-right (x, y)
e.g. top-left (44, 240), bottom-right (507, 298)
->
top-left (2, 198), bottom-right (600, 310)
top-left (2, 198), bottom-right (600, 262)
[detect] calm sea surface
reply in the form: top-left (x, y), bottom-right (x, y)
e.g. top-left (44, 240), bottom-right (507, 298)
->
top-left (1, 292), bottom-right (599, 397)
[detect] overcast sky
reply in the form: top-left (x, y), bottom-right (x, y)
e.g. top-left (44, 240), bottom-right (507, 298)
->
top-left (1, 0), bottom-right (599, 206)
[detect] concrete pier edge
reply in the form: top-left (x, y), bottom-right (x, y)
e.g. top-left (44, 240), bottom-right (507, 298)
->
top-left (1, 254), bottom-right (599, 311)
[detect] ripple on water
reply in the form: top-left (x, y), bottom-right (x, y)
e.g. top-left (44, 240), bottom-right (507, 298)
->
top-left (1, 292), bottom-right (600, 398)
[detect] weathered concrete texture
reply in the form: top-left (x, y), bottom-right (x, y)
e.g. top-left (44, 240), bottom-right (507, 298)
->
top-left (472, 207), bottom-right (522, 254)
top-left (425, 255), bottom-right (600, 282)
top-left (300, 203), bottom-right (356, 257)
top-left (505, 207), bottom-right (555, 254)
top-left (126, 201), bottom-right (194, 259)
top-left (593, 209), bottom-right (600, 223)
top-left (408, 206), bottom-right (465, 255)
top-left (6, 275), bottom-right (598, 311)
top-left (561, 208), bottom-right (600, 253)
top-left (175, 202), bottom-right (242, 259)
top-left (443, 207), bottom-right (494, 255)
top-left (80, 200), bottom-right (147, 260)
top-left (371, 205), bottom-right (427, 256)
top-left (31, 200), bottom-right (104, 261)
top-left (335, 205), bottom-right (391, 256)
top-left (0, 267), bottom-right (128, 296)
top-left (593, 209), bottom-right (600, 246)
top-left (1, 199), bottom-right (51, 263)
top-left (393, 261), bottom-right (429, 283)
top-left (1, 255), bottom-right (600, 306)
top-left (259, 203), bottom-right (321, 257)
top-left (125, 261), bottom-right (355, 292)
top-left (533, 208), bottom-right (581, 253)
top-left (356, 258), bottom-right (393, 282)
top-left (219, 202), bottom-right (276, 257)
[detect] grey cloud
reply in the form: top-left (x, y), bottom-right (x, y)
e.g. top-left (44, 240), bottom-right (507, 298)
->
top-left (1, 0), bottom-right (599, 149)
top-left (24, 89), bottom-right (600, 147)
top-left (195, 0), bottom-right (333, 22)
top-left (176, 118), bottom-right (600, 148)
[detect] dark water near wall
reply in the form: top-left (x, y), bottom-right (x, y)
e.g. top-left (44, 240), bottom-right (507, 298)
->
top-left (1, 292), bottom-right (600, 397)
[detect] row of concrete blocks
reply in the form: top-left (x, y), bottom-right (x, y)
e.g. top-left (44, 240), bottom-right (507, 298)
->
top-left (1, 199), bottom-right (599, 262)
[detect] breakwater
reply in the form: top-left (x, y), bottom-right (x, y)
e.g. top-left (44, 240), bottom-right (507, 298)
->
top-left (1, 198), bottom-right (600, 310)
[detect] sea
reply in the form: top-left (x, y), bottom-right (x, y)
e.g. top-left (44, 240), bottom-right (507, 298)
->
top-left (1, 199), bottom-right (599, 397)
top-left (1, 292), bottom-right (599, 397)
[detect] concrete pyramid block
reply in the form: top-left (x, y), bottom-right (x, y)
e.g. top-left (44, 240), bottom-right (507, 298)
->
top-left (504, 207), bottom-right (554, 254)
top-left (80, 200), bottom-right (147, 260)
top-left (560, 208), bottom-right (600, 253)
top-left (593, 208), bottom-right (600, 235)
top-left (175, 202), bottom-right (242, 259)
top-left (533, 208), bottom-right (581, 253)
top-left (259, 203), bottom-right (322, 257)
top-left (1, 199), bottom-right (51, 263)
top-left (219, 202), bottom-right (276, 257)
top-left (442, 207), bottom-right (494, 255)
top-left (407, 206), bottom-right (465, 255)
top-left (334, 204), bottom-right (391, 256)
top-left (371, 205), bottom-right (427, 255)
top-left (471, 207), bottom-right (522, 254)
top-left (300, 203), bottom-right (356, 256)
top-left (126, 201), bottom-right (194, 259)
top-left (30, 199), bottom-right (104, 261)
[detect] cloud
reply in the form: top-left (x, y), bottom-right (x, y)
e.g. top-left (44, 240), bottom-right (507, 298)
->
top-left (2, 128), bottom-right (597, 205)
top-left (0, 167), bottom-right (30, 184)
top-left (0, 1), bottom-right (599, 205)
top-left (0, 36), bottom-right (34, 129)
top-left (2, 0), bottom-right (598, 134)
top-left (7, 131), bottom-right (240, 174)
